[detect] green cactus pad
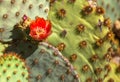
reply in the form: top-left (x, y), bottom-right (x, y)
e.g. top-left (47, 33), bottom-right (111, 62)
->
top-left (0, 53), bottom-right (29, 82)
top-left (47, 0), bottom-right (116, 81)
top-left (0, 0), bottom-right (49, 42)
top-left (26, 42), bottom-right (79, 82)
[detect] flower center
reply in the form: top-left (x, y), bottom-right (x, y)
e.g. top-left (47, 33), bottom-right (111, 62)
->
top-left (36, 27), bottom-right (45, 35)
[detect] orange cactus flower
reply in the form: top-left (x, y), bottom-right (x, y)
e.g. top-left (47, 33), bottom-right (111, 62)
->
top-left (29, 17), bottom-right (52, 41)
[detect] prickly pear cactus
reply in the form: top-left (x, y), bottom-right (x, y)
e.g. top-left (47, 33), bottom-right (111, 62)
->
top-left (47, 0), bottom-right (119, 81)
top-left (0, 53), bottom-right (29, 82)
top-left (0, 0), bottom-right (49, 41)
top-left (26, 42), bottom-right (79, 82)
top-left (0, 0), bottom-right (120, 82)
top-left (97, 0), bottom-right (120, 22)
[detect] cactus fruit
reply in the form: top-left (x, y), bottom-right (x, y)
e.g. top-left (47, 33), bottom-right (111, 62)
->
top-left (0, 0), bottom-right (50, 42)
top-left (0, 53), bottom-right (29, 82)
top-left (47, 0), bottom-right (119, 81)
top-left (26, 42), bottom-right (79, 82)
top-left (97, 0), bottom-right (120, 22)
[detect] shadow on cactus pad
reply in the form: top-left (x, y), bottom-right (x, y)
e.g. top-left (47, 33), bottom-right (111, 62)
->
top-left (4, 40), bottom-right (38, 59)
top-left (10, 26), bottom-right (25, 40)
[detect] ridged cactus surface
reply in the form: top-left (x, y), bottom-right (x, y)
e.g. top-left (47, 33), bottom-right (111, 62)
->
top-left (0, 0), bottom-right (49, 41)
top-left (104, 62), bottom-right (120, 82)
top-left (47, 0), bottom-right (118, 81)
top-left (26, 42), bottom-right (79, 82)
top-left (0, 53), bottom-right (29, 82)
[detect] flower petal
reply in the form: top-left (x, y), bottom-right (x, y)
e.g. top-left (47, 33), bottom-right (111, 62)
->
top-left (36, 17), bottom-right (46, 28)
top-left (45, 20), bottom-right (52, 33)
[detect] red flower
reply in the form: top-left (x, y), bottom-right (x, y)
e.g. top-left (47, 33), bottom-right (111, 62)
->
top-left (29, 17), bottom-right (52, 41)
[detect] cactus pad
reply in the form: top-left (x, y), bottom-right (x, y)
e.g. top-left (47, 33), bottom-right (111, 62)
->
top-left (0, 53), bottom-right (29, 82)
top-left (47, 0), bottom-right (117, 81)
top-left (26, 42), bottom-right (79, 82)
